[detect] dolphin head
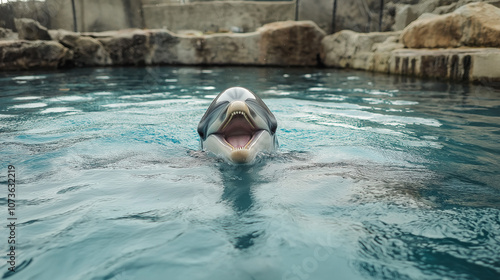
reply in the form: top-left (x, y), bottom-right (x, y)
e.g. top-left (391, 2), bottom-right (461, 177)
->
top-left (198, 87), bottom-right (278, 164)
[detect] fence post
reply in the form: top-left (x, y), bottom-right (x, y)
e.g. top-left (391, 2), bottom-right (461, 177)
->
top-left (71, 0), bottom-right (77, 32)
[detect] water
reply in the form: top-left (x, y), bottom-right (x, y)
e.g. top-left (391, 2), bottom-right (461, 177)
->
top-left (1, 66), bottom-right (499, 280)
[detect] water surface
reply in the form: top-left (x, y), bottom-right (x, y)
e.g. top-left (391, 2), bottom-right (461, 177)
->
top-left (1, 67), bottom-right (499, 280)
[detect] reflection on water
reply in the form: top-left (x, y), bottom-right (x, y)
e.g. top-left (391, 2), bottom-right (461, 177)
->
top-left (0, 66), bottom-right (499, 280)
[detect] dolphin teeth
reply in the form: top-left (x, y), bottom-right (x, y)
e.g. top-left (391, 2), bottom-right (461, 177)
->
top-left (222, 110), bottom-right (255, 131)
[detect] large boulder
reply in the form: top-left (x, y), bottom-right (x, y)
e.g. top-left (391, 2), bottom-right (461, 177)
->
top-left (258, 21), bottom-right (326, 66)
top-left (59, 32), bottom-right (112, 67)
top-left (393, 0), bottom-right (456, 31)
top-left (95, 29), bottom-right (151, 65)
top-left (14, 18), bottom-right (51, 41)
top-left (320, 30), bottom-right (402, 70)
top-left (320, 28), bottom-right (500, 83)
top-left (401, 2), bottom-right (500, 48)
top-left (173, 32), bottom-right (261, 65)
top-left (0, 40), bottom-right (72, 70)
top-left (148, 29), bottom-right (181, 64)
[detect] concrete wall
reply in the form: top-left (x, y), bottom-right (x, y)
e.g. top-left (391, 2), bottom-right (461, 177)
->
top-left (0, 1), bottom-right (50, 31)
top-left (46, 0), bottom-right (143, 32)
top-left (143, 1), bottom-right (296, 32)
top-left (298, 0), bottom-right (334, 34)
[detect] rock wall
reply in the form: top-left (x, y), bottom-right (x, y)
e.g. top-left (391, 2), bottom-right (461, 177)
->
top-left (401, 2), bottom-right (500, 48)
top-left (0, 40), bottom-right (71, 70)
top-left (2, 2), bottom-right (500, 84)
top-left (298, 0), bottom-right (500, 34)
top-left (0, 20), bottom-right (325, 70)
top-left (321, 2), bottom-right (500, 84)
top-left (3, 0), bottom-right (499, 35)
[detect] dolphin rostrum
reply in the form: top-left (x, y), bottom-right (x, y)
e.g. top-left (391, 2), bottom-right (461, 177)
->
top-left (197, 87), bottom-right (278, 163)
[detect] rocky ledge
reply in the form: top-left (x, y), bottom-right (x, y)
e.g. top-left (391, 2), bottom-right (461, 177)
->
top-left (321, 2), bottom-right (500, 84)
top-left (0, 19), bottom-right (325, 70)
top-left (1, 2), bottom-right (500, 85)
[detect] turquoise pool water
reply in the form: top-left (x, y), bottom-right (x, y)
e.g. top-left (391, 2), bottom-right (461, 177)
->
top-left (1, 66), bottom-right (499, 280)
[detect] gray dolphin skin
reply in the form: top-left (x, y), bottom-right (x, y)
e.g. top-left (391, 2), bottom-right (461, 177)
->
top-left (198, 87), bottom-right (278, 163)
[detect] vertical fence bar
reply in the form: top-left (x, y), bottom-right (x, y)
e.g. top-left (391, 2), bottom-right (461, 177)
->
top-left (379, 0), bottom-right (384, 31)
top-left (332, 0), bottom-right (337, 34)
top-left (295, 0), bottom-right (299, 21)
top-left (71, 0), bottom-right (77, 32)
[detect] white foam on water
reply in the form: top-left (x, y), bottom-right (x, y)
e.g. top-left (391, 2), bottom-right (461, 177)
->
top-left (308, 87), bottom-right (329, 91)
top-left (12, 75), bottom-right (46, 81)
top-left (11, 103), bottom-right (48, 109)
top-left (198, 86), bottom-right (216, 90)
top-left (390, 100), bottom-right (419, 106)
top-left (40, 107), bottom-right (80, 114)
top-left (13, 96), bottom-right (42, 101)
top-left (93, 91), bottom-right (114, 96)
top-left (47, 96), bottom-right (92, 102)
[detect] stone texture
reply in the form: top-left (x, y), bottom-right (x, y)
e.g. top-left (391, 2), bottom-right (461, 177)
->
top-left (320, 30), bottom-right (402, 70)
top-left (173, 32), bottom-right (261, 65)
top-left (40, 20), bottom-right (323, 67)
top-left (143, 1), bottom-right (295, 33)
top-left (0, 40), bottom-right (72, 70)
top-left (57, 31), bottom-right (112, 67)
top-left (0, 28), bottom-right (17, 40)
top-left (95, 29), bottom-right (151, 65)
top-left (402, 2), bottom-right (500, 48)
top-left (147, 30), bottom-right (182, 64)
top-left (258, 21), bottom-right (326, 66)
top-left (14, 18), bottom-right (51, 41)
top-left (298, 0), bottom-right (335, 34)
top-left (390, 48), bottom-right (500, 83)
top-left (321, 28), bottom-right (500, 83)
top-left (393, 0), bottom-right (455, 30)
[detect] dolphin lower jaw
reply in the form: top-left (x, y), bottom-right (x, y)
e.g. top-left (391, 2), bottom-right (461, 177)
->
top-left (203, 130), bottom-right (275, 163)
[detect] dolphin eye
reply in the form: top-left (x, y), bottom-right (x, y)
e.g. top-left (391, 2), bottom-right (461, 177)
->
top-left (250, 109), bottom-right (257, 118)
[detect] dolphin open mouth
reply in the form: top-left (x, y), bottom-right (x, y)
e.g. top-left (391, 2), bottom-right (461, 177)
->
top-left (217, 110), bottom-right (259, 150)
top-left (198, 87), bottom-right (278, 163)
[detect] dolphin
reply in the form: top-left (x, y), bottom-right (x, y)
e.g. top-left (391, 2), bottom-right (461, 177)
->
top-left (197, 87), bottom-right (278, 164)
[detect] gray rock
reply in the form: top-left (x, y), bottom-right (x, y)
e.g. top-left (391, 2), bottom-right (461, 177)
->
top-left (257, 21), bottom-right (326, 66)
top-left (91, 21), bottom-right (325, 66)
top-left (394, 5), bottom-right (419, 31)
top-left (0, 20), bottom-right (326, 69)
top-left (321, 30), bottom-right (402, 70)
top-left (0, 28), bottom-right (18, 41)
top-left (390, 48), bottom-right (500, 83)
top-left (58, 32), bottom-right (112, 67)
top-left (96, 29), bottom-right (150, 66)
top-left (171, 31), bottom-right (261, 65)
top-left (14, 18), bottom-right (51, 41)
top-left (401, 2), bottom-right (500, 48)
top-left (320, 28), bottom-right (500, 83)
top-left (0, 40), bottom-right (72, 70)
